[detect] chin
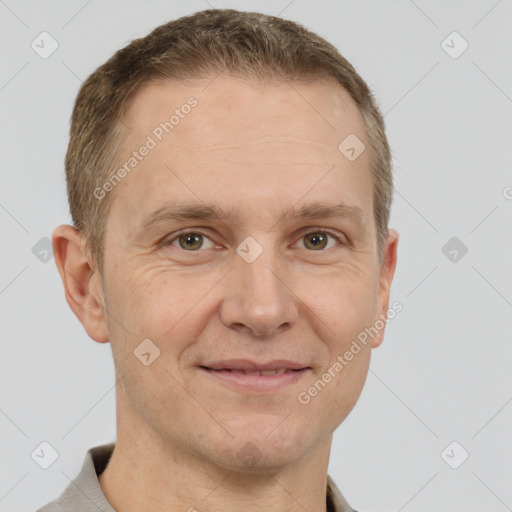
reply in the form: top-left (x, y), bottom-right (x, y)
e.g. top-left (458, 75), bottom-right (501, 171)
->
top-left (208, 417), bottom-right (318, 472)
top-left (215, 444), bottom-right (308, 474)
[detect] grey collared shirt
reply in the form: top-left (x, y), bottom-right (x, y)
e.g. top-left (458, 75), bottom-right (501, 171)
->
top-left (37, 443), bottom-right (358, 512)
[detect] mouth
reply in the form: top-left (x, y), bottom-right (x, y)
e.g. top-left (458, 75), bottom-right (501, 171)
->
top-left (201, 367), bottom-right (304, 375)
top-left (198, 363), bottom-right (311, 393)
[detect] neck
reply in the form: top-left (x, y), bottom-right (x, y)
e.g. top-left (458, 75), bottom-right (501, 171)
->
top-left (99, 387), bottom-right (332, 512)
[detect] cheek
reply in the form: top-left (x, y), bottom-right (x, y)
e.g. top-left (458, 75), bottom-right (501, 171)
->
top-left (108, 263), bottom-right (196, 337)
top-left (304, 267), bottom-right (379, 342)
top-left (103, 270), bottom-right (198, 422)
top-left (331, 350), bottom-right (371, 423)
top-left (105, 267), bottom-right (224, 389)
top-left (291, 272), bottom-right (377, 425)
top-left (295, 346), bottom-right (371, 438)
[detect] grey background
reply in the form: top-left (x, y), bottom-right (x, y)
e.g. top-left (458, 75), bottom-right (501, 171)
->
top-left (1, 1), bottom-right (511, 511)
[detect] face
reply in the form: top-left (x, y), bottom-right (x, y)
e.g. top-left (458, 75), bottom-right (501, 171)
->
top-left (91, 76), bottom-right (397, 471)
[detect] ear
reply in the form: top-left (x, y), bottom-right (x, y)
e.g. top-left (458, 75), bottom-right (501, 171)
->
top-left (52, 224), bottom-right (109, 343)
top-left (371, 228), bottom-right (399, 349)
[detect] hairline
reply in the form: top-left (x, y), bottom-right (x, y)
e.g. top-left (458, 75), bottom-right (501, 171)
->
top-left (89, 75), bottom-right (386, 276)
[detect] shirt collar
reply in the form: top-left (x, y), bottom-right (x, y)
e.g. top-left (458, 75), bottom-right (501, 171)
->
top-left (39, 443), bottom-right (356, 512)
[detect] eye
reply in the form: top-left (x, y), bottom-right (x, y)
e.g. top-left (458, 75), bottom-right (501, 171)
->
top-left (298, 230), bottom-right (343, 251)
top-left (167, 232), bottom-right (215, 251)
top-left (163, 229), bottom-right (345, 253)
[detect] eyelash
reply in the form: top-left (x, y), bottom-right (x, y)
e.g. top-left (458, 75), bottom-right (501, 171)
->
top-left (162, 228), bottom-right (346, 252)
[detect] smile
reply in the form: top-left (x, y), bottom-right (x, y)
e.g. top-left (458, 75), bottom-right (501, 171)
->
top-left (199, 366), bottom-right (311, 393)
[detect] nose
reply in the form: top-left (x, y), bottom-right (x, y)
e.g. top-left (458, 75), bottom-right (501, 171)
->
top-left (219, 243), bottom-right (299, 337)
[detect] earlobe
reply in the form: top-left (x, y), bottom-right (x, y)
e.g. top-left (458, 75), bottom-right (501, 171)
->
top-left (52, 224), bottom-right (109, 343)
top-left (371, 228), bottom-right (399, 349)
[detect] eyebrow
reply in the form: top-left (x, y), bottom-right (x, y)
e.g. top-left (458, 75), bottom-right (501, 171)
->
top-left (140, 201), bottom-right (366, 233)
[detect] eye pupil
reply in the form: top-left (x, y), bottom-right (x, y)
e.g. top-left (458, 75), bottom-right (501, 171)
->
top-left (179, 233), bottom-right (202, 250)
top-left (305, 232), bottom-right (327, 250)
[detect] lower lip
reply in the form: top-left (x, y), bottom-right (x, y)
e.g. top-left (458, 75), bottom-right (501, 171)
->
top-left (199, 367), bottom-right (311, 393)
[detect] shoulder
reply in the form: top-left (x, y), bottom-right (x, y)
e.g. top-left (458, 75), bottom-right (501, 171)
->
top-left (36, 497), bottom-right (62, 511)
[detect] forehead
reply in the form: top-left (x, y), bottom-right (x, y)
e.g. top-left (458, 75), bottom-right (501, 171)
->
top-left (124, 75), bottom-right (366, 148)
top-left (110, 75), bottom-right (373, 232)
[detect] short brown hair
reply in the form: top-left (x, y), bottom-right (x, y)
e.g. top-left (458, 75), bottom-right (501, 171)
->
top-left (66, 8), bottom-right (393, 274)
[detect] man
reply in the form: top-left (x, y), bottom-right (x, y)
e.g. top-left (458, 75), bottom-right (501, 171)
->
top-left (40, 8), bottom-right (398, 512)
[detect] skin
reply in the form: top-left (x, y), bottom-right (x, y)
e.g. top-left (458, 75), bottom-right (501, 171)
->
top-left (53, 75), bottom-right (398, 512)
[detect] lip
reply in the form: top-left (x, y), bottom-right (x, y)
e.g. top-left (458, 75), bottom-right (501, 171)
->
top-left (198, 360), bottom-right (311, 393)
top-left (200, 359), bottom-right (310, 372)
